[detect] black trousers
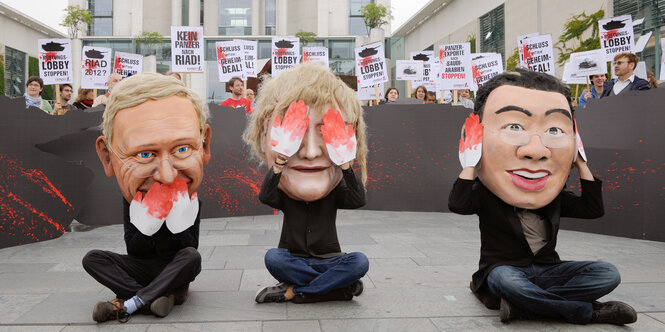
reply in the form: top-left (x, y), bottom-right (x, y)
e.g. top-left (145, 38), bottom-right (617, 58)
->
top-left (82, 247), bottom-right (201, 302)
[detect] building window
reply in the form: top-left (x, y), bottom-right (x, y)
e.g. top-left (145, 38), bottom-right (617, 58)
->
top-left (88, 0), bottom-right (113, 36)
top-left (265, 0), bottom-right (276, 35)
top-left (349, 0), bottom-right (372, 35)
top-left (479, 4), bottom-right (504, 64)
top-left (4, 46), bottom-right (26, 98)
top-left (613, 0), bottom-right (665, 75)
top-left (219, 0), bottom-right (252, 35)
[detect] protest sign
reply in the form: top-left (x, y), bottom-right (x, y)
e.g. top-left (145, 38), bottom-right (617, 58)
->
top-left (216, 40), bottom-right (245, 83)
top-left (395, 60), bottom-right (423, 81)
top-left (568, 49), bottom-right (607, 77)
top-left (38, 39), bottom-right (73, 84)
top-left (171, 26), bottom-right (204, 72)
top-left (520, 34), bottom-right (555, 76)
top-left (561, 61), bottom-right (588, 84)
top-left (237, 40), bottom-right (258, 78)
top-left (272, 37), bottom-right (300, 77)
top-left (418, 81), bottom-right (451, 100)
top-left (599, 15), bottom-right (634, 61)
top-left (355, 41), bottom-right (389, 88)
top-left (470, 53), bottom-right (503, 89)
top-left (357, 82), bottom-right (384, 101)
top-left (437, 42), bottom-right (472, 90)
top-left (635, 61), bottom-right (647, 80)
top-left (518, 33), bottom-right (539, 68)
top-left (302, 46), bottom-right (329, 68)
top-left (81, 46), bottom-right (112, 89)
top-left (113, 51), bottom-right (143, 77)
top-left (410, 51), bottom-right (436, 83)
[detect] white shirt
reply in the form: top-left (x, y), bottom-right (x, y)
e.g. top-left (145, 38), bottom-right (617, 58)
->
top-left (613, 74), bottom-right (635, 95)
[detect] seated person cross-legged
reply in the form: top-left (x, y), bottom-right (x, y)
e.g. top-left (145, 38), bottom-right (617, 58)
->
top-left (242, 63), bottom-right (370, 303)
top-left (449, 68), bottom-right (637, 326)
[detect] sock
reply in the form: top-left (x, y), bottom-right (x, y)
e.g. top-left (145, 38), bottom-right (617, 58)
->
top-left (123, 295), bottom-right (145, 314)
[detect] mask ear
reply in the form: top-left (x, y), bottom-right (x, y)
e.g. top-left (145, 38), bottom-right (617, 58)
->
top-left (201, 124), bottom-right (212, 164)
top-left (95, 136), bottom-right (115, 177)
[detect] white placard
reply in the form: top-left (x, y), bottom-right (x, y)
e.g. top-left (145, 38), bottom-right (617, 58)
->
top-left (470, 53), bottom-right (503, 90)
top-left (171, 26), bottom-right (204, 72)
top-left (216, 40), bottom-right (245, 83)
top-left (660, 38), bottom-right (665, 81)
top-left (561, 61), bottom-right (588, 84)
top-left (395, 60), bottom-right (423, 81)
top-left (568, 49), bottom-right (607, 77)
top-left (37, 39), bottom-right (73, 84)
top-left (302, 46), bottom-right (329, 68)
top-left (237, 40), bottom-right (258, 78)
top-left (635, 61), bottom-right (647, 80)
top-left (418, 81), bottom-right (451, 100)
top-left (357, 82), bottom-right (384, 100)
top-left (272, 37), bottom-right (300, 77)
top-left (599, 15), bottom-right (635, 61)
top-left (520, 34), bottom-right (555, 76)
top-left (517, 33), bottom-right (539, 68)
top-left (355, 41), bottom-right (389, 88)
top-left (437, 42), bottom-right (473, 90)
top-left (81, 46), bottom-right (112, 89)
top-left (113, 51), bottom-right (143, 77)
top-left (634, 31), bottom-right (653, 53)
top-left (410, 51), bottom-right (436, 84)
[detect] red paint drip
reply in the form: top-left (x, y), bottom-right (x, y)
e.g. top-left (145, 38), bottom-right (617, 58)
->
top-left (42, 52), bottom-right (58, 63)
top-left (321, 109), bottom-right (354, 152)
top-left (138, 178), bottom-right (189, 219)
top-left (281, 101), bottom-right (309, 142)
top-left (439, 49), bottom-right (445, 62)
top-left (114, 56), bottom-right (124, 71)
top-left (303, 52), bottom-right (311, 62)
top-left (217, 48), bottom-right (227, 62)
top-left (460, 113), bottom-right (483, 153)
top-left (0, 186), bottom-right (66, 234)
top-left (361, 56), bottom-right (372, 69)
top-left (472, 65), bottom-right (483, 83)
top-left (522, 44), bottom-right (533, 61)
top-left (602, 29), bottom-right (619, 40)
top-left (276, 48), bottom-right (288, 58)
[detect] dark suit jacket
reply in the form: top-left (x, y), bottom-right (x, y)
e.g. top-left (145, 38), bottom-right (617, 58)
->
top-left (600, 76), bottom-right (650, 97)
top-left (448, 177), bottom-right (604, 293)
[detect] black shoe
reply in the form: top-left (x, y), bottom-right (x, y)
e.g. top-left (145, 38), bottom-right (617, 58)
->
top-left (150, 295), bottom-right (175, 318)
top-left (470, 281), bottom-right (500, 310)
top-left (499, 298), bottom-right (524, 323)
top-left (92, 299), bottom-right (130, 323)
top-left (349, 280), bottom-right (364, 297)
top-left (292, 288), bottom-right (353, 303)
top-left (591, 300), bottom-right (637, 325)
top-left (255, 282), bottom-right (292, 303)
top-left (173, 284), bottom-right (189, 305)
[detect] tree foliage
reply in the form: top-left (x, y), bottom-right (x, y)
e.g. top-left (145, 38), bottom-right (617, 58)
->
top-left (136, 31), bottom-right (165, 56)
top-left (360, 3), bottom-right (392, 35)
top-left (466, 33), bottom-right (477, 54)
top-left (60, 5), bottom-right (92, 39)
top-left (506, 47), bottom-right (520, 71)
top-left (295, 31), bottom-right (317, 46)
top-left (555, 9), bottom-right (604, 65)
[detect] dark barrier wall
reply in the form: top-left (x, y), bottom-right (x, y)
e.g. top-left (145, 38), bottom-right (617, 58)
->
top-left (1, 88), bottom-right (663, 248)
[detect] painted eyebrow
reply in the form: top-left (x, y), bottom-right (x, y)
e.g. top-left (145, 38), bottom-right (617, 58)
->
top-left (495, 106), bottom-right (531, 116)
top-left (545, 108), bottom-right (572, 120)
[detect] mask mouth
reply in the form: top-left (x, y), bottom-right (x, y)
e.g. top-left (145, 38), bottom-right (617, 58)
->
top-left (509, 169), bottom-right (551, 180)
top-left (291, 165), bottom-right (328, 172)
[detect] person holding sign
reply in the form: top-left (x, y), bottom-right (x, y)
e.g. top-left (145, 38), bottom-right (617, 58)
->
top-left (579, 74), bottom-right (607, 108)
top-left (243, 62), bottom-right (369, 304)
top-left (600, 52), bottom-right (650, 97)
top-left (82, 73), bottom-right (210, 323)
top-left (23, 76), bottom-right (52, 113)
top-left (381, 87), bottom-right (399, 104)
top-left (53, 84), bottom-right (76, 115)
top-left (449, 68), bottom-right (637, 326)
top-left (93, 73), bottom-right (123, 107)
top-left (221, 77), bottom-right (254, 114)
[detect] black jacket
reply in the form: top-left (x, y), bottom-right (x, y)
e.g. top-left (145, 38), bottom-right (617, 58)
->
top-left (122, 199), bottom-right (201, 260)
top-left (259, 168), bottom-right (366, 258)
top-left (600, 76), bottom-right (650, 97)
top-left (448, 177), bottom-right (604, 293)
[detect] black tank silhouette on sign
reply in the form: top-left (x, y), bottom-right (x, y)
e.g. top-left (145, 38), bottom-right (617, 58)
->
top-left (578, 59), bottom-right (597, 69)
top-left (412, 53), bottom-right (430, 61)
top-left (602, 19), bottom-right (627, 30)
top-left (42, 42), bottom-right (67, 52)
top-left (403, 67), bottom-right (416, 75)
top-left (274, 40), bottom-right (295, 48)
top-left (85, 49), bottom-right (106, 59)
top-left (472, 55), bottom-right (485, 61)
top-left (358, 47), bottom-right (379, 58)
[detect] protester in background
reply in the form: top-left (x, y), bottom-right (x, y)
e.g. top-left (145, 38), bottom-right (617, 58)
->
top-left (52, 83), bottom-right (76, 115)
top-left (413, 85), bottom-right (427, 101)
top-left (246, 88), bottom-right (257, 110)
top-left (646, 70), bottom-right (658, 89)
top-left (424, 91), bottom-right (437, 104)
top-left (456, 89), bottom-right (474, 109)
top-left (23, 76), bottom-right (52, 113)
top-left (73, 88), bottom-right (95, 110)
top-left (93, 73), bottom-right (123, 107)
top-left (600, 52), bottom-right (650, 97)
top-left (166, 71), bottom-right (182, 80)
top-left (579, 74), bottom-right (607, 108)
top-left (382, 88), bottom-right (399, 104)
top-left (221, 77), bottom-right (254, 114)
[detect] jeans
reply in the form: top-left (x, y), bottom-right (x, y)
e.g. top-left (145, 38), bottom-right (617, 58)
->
top-left (264, 248), bottom-right (369, 297)
top-left (486, 261), bottom-right (621, 324)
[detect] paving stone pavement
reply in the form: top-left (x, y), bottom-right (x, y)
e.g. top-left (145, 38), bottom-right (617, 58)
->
top-left (1, 210), bottom-right (664, 331)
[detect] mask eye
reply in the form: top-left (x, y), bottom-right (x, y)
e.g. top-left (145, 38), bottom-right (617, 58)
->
top-left (505, 123), bottom-right (524, 131)
top-left (138, 152), bottom-right (153, 159)
top-left (177, 146), bottom-right (189, 154)
top-left (547, 127), bottom-right (564, 136)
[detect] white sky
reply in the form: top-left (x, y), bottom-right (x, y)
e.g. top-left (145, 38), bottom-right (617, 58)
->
top-left (0, 0), bottom-right (427, 35)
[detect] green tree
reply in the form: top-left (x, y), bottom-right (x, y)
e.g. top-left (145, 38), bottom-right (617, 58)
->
top-left (60, 5), bottom-right (92, 39)
top-left (506, 47), bottom-right (520, 71)
top-left (0, 55), bottom-right (5, 96)
top-left (555, 9), bottom-right (604, 66)
top-left (136, 31), bottom-right (165, 56)
top-left (467, 33), bottom-right (477, 54)
top-left (360, 3), bottom-right (392, 35)
top-left (295, 31), bottom-right (317, 46)
top-left (29, 56), bottom-right (53, 100)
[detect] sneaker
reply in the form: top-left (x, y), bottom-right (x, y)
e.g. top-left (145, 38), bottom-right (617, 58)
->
top-left (349, 280), bottom-right (364, 297)
top-left (591, 300), bottom-right (637, 325)
top-left (499, 298), bottom-right (524, 323)
top-left (255, 282), bottom-right (292, 303)
top-left (150, 295), bottom-right (175, 318)
top-left (173, 284), bottom-right (189, 305)
top-left (92, 298), bottom-right (130, 323)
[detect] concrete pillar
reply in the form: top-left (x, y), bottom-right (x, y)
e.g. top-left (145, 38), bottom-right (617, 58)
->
top-left (252, 0), bottom-right (261, 35)
top-left (203, 0), bottom-right (219, 35)
top-left (71, 39), bottom-right (82, 100)
top-left (143, 55), bottom-right (157, 73)
top-left (131, 0), bottom-right (144, 36)
top-left (317, 0), bottom-right (329, 37)
top-left (276, 0), bottom-right (287, 35)
top-left (172, 0), bottom-right (182, 26)
top-left (189, 0), bottom-right (200, 26)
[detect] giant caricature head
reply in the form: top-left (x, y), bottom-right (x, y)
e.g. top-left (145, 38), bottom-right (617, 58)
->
top-left (243, 62), bottom-right (368, 202)
top-left (473, 68), bottom-right (576, 210)
top-left (95, 72), bottom-right (212, 203)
